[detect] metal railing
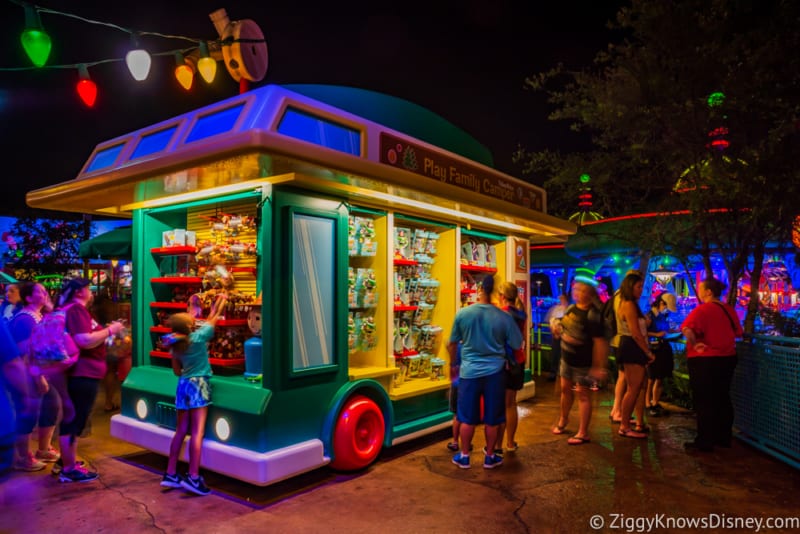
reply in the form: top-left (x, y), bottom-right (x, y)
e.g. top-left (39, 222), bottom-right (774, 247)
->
top-left (732, 335), bottom-right (800, 469)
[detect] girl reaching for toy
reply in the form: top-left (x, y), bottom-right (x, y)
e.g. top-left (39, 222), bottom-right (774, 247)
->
top-left (160, 293), bottom-right (227, 496)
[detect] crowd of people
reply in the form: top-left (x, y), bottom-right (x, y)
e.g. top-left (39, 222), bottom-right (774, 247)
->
top-left (446, 271), bottom-right (743, 468)
top-left (1, 270), bottom-right (743, 486)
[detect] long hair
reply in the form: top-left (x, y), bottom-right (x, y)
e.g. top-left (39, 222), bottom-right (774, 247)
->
top-left (167, 312), bottom-right (193, 356)
top-left (619, 272), bottom-right (644, 317)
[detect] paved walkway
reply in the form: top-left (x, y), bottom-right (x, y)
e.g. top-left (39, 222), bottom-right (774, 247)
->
top-left (1, 377), bottom-right (798, 533)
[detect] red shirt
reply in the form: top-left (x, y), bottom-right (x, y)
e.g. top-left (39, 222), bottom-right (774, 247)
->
top-left (681, 301), bottom-right (742, 358)
top-left (65, 303), bottom-right (107, 379)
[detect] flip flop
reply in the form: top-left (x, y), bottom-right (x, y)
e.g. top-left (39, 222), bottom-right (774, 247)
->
top-left (618, 428), bottom-right (647, 439)
top-left (634, 424), bottom-right (651, 433)
top-left (567, 435), bottom-right (590, 445)
top-left (551, 423), bottom-right (568, 435)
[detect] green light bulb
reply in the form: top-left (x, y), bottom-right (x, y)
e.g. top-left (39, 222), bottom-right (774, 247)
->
top-left (21, 28), bottom-right (51, 67)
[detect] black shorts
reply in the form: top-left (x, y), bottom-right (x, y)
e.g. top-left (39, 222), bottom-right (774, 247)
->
top-left (646, 341), bottom-right (674, 379)
top-left (618, 336), bottom-right (649, 367)
top-left (505, 363), bottom-right (524, 391)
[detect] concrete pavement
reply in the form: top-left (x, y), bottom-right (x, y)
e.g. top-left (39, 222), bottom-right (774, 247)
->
top-left (1, 376), bottom-right (798, 533)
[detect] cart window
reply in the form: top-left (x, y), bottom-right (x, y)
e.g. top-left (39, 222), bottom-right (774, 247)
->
top-left (86, 143), bottom-right (125, 173)
top-left (130, 125), bottom-right (178, 161)
top-left (292, 213), bottom-right (336, 370)
top-left (278, 108), bottom-right (361, 156)
top-left (185, 102), bottom-right (245, 144)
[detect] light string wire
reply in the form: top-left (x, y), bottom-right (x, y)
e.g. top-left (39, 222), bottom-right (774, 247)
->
top-left (1, 0), bottom-right (264, 72)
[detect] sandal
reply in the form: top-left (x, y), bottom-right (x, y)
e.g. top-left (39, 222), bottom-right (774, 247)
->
top-left (551, 422), bottom-right (569, 435)
top-left (618, 428), bottom-right (647, 439)
top-left (446, 442), bottom-right (459, 452)
top-left (567, 435), bottom-right (591, 445)
top-left (505, 442), bottom-right (518, 452)
top-left (634, 424), bottom-right (651, 433)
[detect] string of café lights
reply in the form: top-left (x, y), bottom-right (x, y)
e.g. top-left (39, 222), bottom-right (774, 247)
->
top-left (3, 0), bottom-right (265, 107)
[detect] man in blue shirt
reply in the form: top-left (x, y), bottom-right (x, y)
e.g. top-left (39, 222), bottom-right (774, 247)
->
top-left (447, 275), bottom-right (523, 469)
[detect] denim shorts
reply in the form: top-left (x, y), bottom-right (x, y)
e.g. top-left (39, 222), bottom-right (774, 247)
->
top-left (457, 370), bottom-right (506, 426)
top-left (175, 376), bottom-right (212, 410)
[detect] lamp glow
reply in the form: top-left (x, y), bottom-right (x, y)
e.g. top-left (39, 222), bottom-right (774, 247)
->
top-left (174, 52), bottom-right (194, 90)
top-left (21, 5), bottom-right (51, 67)
top-left (197, 41), bottom-right (217, 83)
top-left (76, 64), bottom-right (97, 107)
top-left (125, 36), bottom-right (151, 81)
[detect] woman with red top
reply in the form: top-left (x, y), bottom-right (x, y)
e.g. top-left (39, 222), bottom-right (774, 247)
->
top-left (681, 278), bottom-right (743, 453)
top-left (57, 278), bottom-right (124, 482)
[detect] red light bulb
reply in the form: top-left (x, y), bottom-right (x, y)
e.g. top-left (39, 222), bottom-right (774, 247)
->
top-left (76, 65), bottom-right (97, 107)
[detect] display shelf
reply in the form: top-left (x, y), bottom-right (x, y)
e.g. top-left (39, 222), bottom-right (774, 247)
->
top-left (348, 366), bottom-right (399, 380)
top-left (149, 350), bottom-right (245, 367)
top-left (150, 302), bottom-right (189, 309)
top-left (229, 267), bottom-right (256, 275)
top-left (151, 246), bottom-right (196, 255)
top-left (461, 289), bottom-right (476, 295)
top-left (151, 277), bottom-right (203, 284)
top-left (150, 326), bottom-right (171, 334)
top-left (393, 305), bottom-right (419, 312)
top-left (389, 378), bottom-right (450, 400)
top-left (461, 264), bottom-right (497, 273)
top-left (216, 319), bottom-right (247, 327)
top-left (393, 258), bottom-right (418, 266)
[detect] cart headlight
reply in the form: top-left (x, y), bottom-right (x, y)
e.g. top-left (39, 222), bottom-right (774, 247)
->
top-left (135, 399), bottom-right (148, 419)
top-left (214, 417), bottom-right (231, 441)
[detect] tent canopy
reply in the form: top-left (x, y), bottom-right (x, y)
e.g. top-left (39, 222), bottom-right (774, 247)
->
top-left (78, 226), bottom-right (132, 259)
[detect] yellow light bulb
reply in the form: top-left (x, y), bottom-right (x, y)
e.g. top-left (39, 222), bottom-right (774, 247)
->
top-left (198, 56), bottom-right (217, 84)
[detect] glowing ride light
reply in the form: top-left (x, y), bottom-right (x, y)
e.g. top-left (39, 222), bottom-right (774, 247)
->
top-left (125, 36), bottom-right (152, 81)
top-left (75, 64), bottom-right (97, 107)
top-left (197, 41), bottom-right (217, 83)
top-left (20, 4), bottom-right (52, 67)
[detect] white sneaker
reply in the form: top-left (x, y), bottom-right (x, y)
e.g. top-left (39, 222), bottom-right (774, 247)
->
top-left (14, 452), bottom-right (47, 472)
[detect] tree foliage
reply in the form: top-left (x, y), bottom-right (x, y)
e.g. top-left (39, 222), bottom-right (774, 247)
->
top-left (517, 0), bottom-right (800, 332)
top-left (9, 217), bottom-right (86, 279)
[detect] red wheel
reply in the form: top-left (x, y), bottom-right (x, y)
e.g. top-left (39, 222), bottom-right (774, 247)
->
top-left (330, 395), bottom-right (385, 470)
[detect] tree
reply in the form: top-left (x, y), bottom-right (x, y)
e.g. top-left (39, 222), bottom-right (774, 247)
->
top-left (9, 217), bottom-right (87, 279)
top-left (516, 0), bottom-right (800, 333)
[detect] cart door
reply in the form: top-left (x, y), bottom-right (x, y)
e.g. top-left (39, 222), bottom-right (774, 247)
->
top-left (270, 189), bottom-right (349, 390)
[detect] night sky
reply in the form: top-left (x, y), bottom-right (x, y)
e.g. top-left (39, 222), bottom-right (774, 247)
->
top-left (0, 0), bottom-right (620, 217)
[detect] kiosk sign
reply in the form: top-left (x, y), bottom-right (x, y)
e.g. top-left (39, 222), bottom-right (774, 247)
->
top-left (379, 132), bottom-right (543, 212)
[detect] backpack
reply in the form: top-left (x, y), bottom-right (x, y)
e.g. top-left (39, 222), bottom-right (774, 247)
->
top-left (600, 291), bottom-right (619, 341)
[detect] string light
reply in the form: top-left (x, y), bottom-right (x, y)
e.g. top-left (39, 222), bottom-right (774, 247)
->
top-left (174, 52), bottom-right (194, 90)
top-left (197, 41), bottom-right (217, 83)
top-left (20, 3), bottom-right (52, 67)
top-left (3, 2), bottom-right (268, 106)
top-left (125, 34), bottom-right (152, 81)
top-left (75, 64), bottom-right (97, 107)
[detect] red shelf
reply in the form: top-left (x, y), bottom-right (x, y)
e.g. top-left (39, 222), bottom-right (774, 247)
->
top-left (150, 302), bottom-right (188, 310)
top-left (461, 289), bottom-right (477, 294)
top-left (461, 265), bottom-right (497, 273)
top-left (394, 305), bottom-right (419, 312)
top-left (150, 326), bottom-right (171, 333)
top-left (150, 351), bottom-right (244, 367)
top-left (217, 319), bottom-right (247, 327)
top-left (393, 258), bottom-right (418, 266)
top-left (151, 246), bottom-right (196, 255)
top-left (151, 277), bottom-right (203, 284)
top-left (209, 357), bottom-right (245, 367)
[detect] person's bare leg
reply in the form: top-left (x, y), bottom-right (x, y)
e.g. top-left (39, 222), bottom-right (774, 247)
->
top-left (187, 407), bottom-right (208, 478)
top-left (504, 389), bottom-right (518, 448)
top-left (167, 410), bottom-right (189, 475)
top-left (611, 369), bottom-right (626, 420)
top-left (557, 377), bottom-right (574, 429)
top-left (576, 386), bottom-right (591, 438)
top-left (459, 423), bottom-right (476, 455)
